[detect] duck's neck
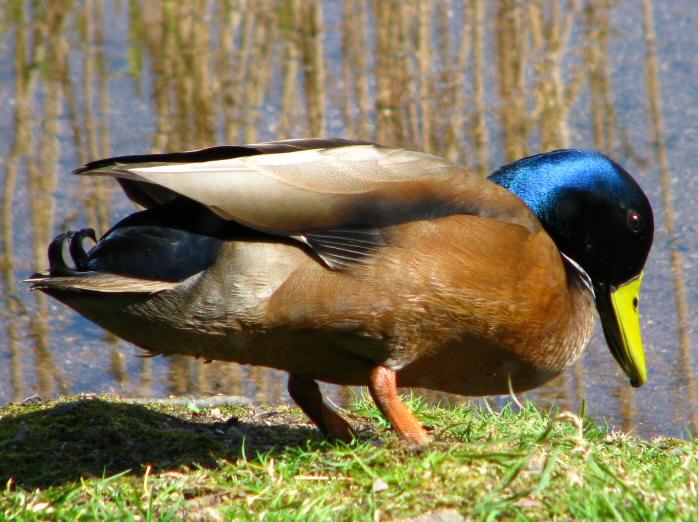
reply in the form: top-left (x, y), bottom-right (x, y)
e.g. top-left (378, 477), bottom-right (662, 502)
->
top-left (545, 263), bottom-right (597, 371)
top-left (488, 149), bottom-right (612, 292)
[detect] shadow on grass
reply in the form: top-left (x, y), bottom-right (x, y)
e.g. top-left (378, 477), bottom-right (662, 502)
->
top-left (0, 398), bottom-right (334, 488)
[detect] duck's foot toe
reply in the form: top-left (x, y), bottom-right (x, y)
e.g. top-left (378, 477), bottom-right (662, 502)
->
top-left (396, 429), bottom-right (432, 452)
top-left (400, 439), bottom-right (430, 453)
top-left (321, 408), bottom-right (356, 443)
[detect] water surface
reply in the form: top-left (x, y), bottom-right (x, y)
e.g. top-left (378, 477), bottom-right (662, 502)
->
top-left (0, 0), bottom-right (696, 438)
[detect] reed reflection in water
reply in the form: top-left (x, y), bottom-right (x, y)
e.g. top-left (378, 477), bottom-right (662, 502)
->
top-left (0, 0), bottom-right (695, 438)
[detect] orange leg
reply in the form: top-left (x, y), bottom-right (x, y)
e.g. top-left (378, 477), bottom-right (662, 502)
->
top-left (368, 365), bottom-right (430, 448)
top-left (287, 374), bottom-right (355, 443)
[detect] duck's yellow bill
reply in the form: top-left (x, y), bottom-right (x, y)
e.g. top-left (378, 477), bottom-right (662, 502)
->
top-left (609, 272), bottom-right (647, 387)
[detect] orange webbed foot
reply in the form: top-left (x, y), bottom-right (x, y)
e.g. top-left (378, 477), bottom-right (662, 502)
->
top-left (368, 365), bottom-right (431, 448)
top-left (288, 374), bottom-right (356, 443)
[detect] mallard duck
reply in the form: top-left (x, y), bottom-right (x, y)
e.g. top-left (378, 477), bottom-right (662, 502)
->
top-left (28, 139), bottom-right (653, 447)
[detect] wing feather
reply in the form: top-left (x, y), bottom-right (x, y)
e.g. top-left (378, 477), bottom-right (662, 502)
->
top-left (302, 227), bottom-right (387, 269)
top-left (75, 139), bottom-right (539, 238)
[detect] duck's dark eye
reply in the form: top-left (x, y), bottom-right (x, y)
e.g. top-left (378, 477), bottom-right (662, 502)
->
top-left (626, 210), bottom-right (643, 232)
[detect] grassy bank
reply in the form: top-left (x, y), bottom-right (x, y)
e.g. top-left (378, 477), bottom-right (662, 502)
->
top-left (0, 394), bottom-right (695, 521)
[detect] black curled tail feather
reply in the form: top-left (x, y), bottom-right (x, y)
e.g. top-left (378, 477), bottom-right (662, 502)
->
top-left (47, 232), bottom-right (72, 275)
top-left (48, 228), bottom-right (96, 276)
top-left (69, 228), bottom-right (97, 270)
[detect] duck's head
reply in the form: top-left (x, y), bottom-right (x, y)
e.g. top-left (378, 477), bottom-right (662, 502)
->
top-left (490, 149), bottom-right (654, 387)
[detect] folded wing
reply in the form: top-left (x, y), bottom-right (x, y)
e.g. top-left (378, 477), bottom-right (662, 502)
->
top-left (75, 139), bottom-right (540, 268)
